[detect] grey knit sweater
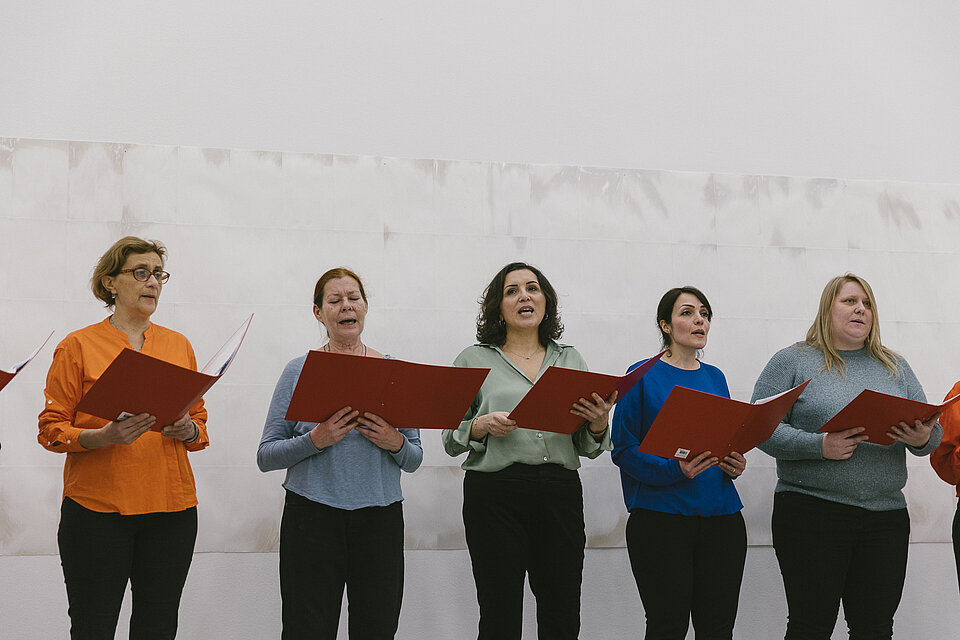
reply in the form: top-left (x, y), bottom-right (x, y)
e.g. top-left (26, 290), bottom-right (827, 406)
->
top-left (752, 343), bottom-right (942, 511)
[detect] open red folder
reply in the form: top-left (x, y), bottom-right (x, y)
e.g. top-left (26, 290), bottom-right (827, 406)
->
top-left (0, 331), bottom-right (54, 393)
top-left (637, 380), bottom-right (811, 460)
top-left (819, 389), bottom-right (960, 445)
top-left (75, 315), bottom-right (252, 430)
top-left (507, 351), bottom-right (666, 435)
top-left (283, 350), bottom-right (490, 429)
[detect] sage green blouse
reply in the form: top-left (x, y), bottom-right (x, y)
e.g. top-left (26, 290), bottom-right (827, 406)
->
top-left (442, 342), bottom-right (611, 472)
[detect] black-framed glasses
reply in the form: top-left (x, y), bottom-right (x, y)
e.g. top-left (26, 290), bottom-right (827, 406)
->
top-left (117, 268), bottom-right (170, 284)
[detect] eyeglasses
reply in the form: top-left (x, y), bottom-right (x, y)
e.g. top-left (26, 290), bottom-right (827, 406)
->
top-left (117, 268), bottom-right (170, 284)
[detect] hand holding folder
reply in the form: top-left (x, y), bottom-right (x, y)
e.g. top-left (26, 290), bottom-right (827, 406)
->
top-left (638, 380), bottom-right (811, 461)
top-left (507, 351), bottom-right (665, 434)
top-left (0, 331), bottom-right (54, 393)
top-left (818, 389), bottom-right (960, 446)
top-left (74, 315), bottom-right (252, 430)
top-left (283, 351), bottom-right (489, 429)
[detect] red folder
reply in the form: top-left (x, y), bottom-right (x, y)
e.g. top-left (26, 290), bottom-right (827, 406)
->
top-left (283, 350), bottom-right (490, 429)
top-left (637, 380), bottom-right (811, 460)
top-left (818, 389), bottom-right (960, 446)
top-left (74, 316), bottom-right (252, 430)
top-left (507, 351), bottom-right (666, 434)
top-left (0, 332), bottom-right (54, 393)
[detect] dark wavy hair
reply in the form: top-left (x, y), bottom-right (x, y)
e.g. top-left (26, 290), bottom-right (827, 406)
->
top-left (476, 262), bottom-right (563, 346)
top-left (656, 286), bottom-right (713, 348)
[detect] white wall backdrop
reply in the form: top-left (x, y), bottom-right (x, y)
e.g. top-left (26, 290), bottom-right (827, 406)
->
top-left (1, 137), bottom-right (959, 638)
top-left (3, 2), bottom-right (960, 638)
top-left (3, 1), bottom-right (960, 184)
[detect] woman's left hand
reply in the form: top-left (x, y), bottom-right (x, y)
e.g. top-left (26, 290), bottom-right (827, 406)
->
top-left (357, 412), bottom-right (405, 453)
top-left (571, 390), bottom-right (618, 437)
top-left (719, 451), bottom-right (747, 477)
top-left (888, 413), bottom-right (940, 448)
top-left (161, 414), bottom-right (198, 442)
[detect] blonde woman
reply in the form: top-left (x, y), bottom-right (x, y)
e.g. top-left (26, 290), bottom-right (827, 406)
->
top-left (753, 274), bottom-right (941, 639)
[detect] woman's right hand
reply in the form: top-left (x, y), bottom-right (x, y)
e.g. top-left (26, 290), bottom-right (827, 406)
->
top-left (679, 450), bottom-right (718, 479)
top-left (470, 412), bottom-right (518, 440)
top-left (822, 426), bottom-right (868, 460)
top-left (79, 412), bottom-right (156, 449)
top-left (309, 406), bottom-right (359, 450)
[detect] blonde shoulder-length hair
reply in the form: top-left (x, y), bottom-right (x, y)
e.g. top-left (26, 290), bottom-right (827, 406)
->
top-left (804, 273), bottom-right (900, 377)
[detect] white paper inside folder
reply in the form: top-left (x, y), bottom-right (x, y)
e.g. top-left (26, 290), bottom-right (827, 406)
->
top-left (3, 331), bottom-right (54, 374)
top-left (201, 315), bottom-right (254, 377)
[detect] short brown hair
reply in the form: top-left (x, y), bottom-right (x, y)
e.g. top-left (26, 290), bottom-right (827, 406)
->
top-left (313, 267), bottom-right (368, 306)
top-left (91, 236), bottom-right (167, 307)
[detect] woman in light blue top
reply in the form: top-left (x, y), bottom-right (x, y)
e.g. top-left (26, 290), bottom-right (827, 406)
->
top-left (258, 267), bottom-right (422, 640)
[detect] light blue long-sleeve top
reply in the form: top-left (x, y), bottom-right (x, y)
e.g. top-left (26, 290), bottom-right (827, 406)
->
top-left (257, 354), bottom-right (423, 510)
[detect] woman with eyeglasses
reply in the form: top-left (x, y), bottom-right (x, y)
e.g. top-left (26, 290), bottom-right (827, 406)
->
top-left (929, 379), bottom-right (960, 592)
top-left (39, 236), bottom-right (208, 640)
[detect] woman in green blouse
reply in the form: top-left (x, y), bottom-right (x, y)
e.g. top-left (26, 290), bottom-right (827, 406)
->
top-left (442, 261), bottom-right (613, 640)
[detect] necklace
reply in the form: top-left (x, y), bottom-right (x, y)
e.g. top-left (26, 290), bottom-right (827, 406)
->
top-left (503, 345), bottom-right (543, 360)
top-left (109, 315), bottom-right (146, 352)
top-left (324, 342), bottom-right (367, 356)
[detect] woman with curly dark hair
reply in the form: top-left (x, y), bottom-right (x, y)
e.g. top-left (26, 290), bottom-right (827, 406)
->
top-left (442, 262), bottom-right (613, 640)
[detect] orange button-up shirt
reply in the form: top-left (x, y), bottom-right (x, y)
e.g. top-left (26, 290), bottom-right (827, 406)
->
top-left (39, 318), bottom-right (209, 515)
top-left (931, 380), bottom-right (960, 497)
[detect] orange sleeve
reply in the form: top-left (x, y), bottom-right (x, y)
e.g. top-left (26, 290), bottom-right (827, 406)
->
top-left (930, 380), bottom-right (960, 491)
top-left (38, 338), bottom-right (92, 453)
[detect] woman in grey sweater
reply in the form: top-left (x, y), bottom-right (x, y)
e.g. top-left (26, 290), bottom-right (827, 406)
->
top-left (752, 273), bottom-right (941, 640)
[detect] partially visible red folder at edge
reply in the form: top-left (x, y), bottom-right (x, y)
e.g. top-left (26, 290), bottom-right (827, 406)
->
top-left (507, 351), bottom-right (666, 435)
top-left (0, 331), bottom-right (54, 393)
top-left (284, 350), bottom-right (490, 429)
top-left (819, 389), bottom-right (960, 446)
top-left (74, 315), bottom-right (253, 430)
top-left (638, 379), bottom-right (811, 460)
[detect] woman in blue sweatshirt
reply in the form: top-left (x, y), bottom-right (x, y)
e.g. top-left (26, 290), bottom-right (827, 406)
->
top-left (611, 286), bottom-right (746, 640)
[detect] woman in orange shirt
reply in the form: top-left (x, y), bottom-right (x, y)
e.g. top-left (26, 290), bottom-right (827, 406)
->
top-left (931, 379), bottom-right (960, 592)
top-left (39, 236), bottom-right (208, 640)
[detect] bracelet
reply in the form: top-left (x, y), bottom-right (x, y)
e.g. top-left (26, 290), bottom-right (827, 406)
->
top-left (587, 424), bottom-right (607, 436)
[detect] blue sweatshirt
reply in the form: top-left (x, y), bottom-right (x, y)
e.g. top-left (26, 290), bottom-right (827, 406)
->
top-left (611, 358), bottom-right (743, 516)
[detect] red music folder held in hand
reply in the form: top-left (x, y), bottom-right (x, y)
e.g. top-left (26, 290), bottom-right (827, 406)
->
top-left (818, 389), bottom-right (960, 446)
top-left (638, 380), bottom-right (811, 460)
top-left (0, 332), bottom-right (54, 393)
top-left (283, 350), bottom-right (490, 429)
top-left (507, 351), bottom-right (666, 434)
top-left (74, 316), bottom-right (252, 430)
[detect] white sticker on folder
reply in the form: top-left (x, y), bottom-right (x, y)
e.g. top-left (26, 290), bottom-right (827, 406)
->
top-left (675, 448), bottom-right (690, 459)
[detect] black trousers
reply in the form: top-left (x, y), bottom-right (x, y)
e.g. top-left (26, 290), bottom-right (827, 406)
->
top-left (625, 508), bottom-right (746, 640)
top-left (279, 491), bottom-right (404, 640)
top-left (954, 502), bottom-right (960, 593)
top-left (462, 464), bottom-right (585, 640)
top-left (57, 497), bottom-right (198, 640)
top-left (772, 491), bottom-right (910, 640)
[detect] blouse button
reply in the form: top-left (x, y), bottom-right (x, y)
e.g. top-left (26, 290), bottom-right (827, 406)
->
top-left (537, 432), bottom-right (543, 438)
top-left (542, 456), bottom-right (548, 461)
top-left (47, 400), bottom-right (53, 404)
top-left (66, 440), bottom-right (71, 444)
